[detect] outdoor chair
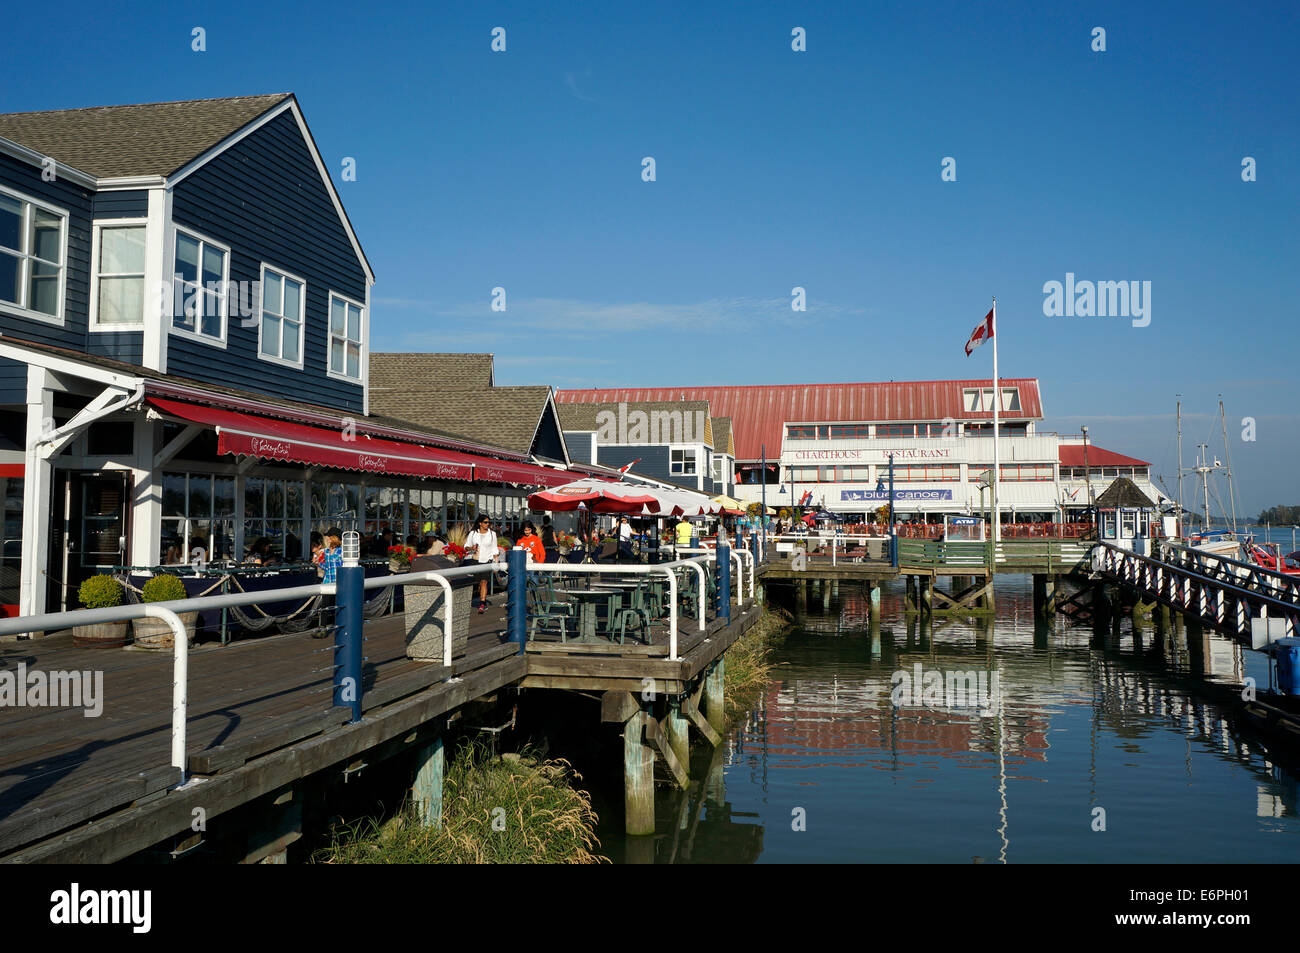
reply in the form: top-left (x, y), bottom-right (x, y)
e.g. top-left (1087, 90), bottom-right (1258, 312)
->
top-left (526, 576), bottom-right (576, 642)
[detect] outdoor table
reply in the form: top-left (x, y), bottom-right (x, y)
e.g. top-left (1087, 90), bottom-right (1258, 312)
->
top-left (553, 587), bottom-right (617, 641)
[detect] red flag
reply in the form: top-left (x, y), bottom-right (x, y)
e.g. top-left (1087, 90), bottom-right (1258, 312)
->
top-left (965, 309), bottom-right (994, 356)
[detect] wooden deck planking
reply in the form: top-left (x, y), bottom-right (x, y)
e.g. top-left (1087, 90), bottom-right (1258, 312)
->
top-left (0, 590), bottom-right (736, 858)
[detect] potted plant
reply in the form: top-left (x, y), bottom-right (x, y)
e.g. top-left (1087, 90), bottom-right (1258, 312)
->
top-left (555, 531), bottom-right (576, 555)
top-left (72, 575), bottom-right (129, 646)
top-left (130, 573), bottom-right (200, 651)
top-left (387, 544), bottom-right (416, 573)
top-left (403, 556), bottom-right (475, 663)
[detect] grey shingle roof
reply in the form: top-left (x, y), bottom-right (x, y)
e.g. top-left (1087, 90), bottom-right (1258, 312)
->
top-left (0, 94), bottom-right (292, 178)
top-left (369, 385), bottom-right (551, 456)
top-left (1095, 477), bottom-right (1157, 509)
top-left (370, 353), bottom-right (494, 391)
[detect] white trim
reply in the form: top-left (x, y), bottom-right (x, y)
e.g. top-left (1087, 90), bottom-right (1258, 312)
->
top-left (166, 98), bottom-right (375, 285)
top-left (167, 224), bottom-right (230, 350)
top-left (0, 339), bottom-right (143, 389)
top-left (0, 182), bottom-right (69, 326)
top-left (96, 175), bottom-right (166, 190)
top-left (255, 262), bottom-right (306, 369)
top-left (0, 135), bottom-right (96, 189)
top-left (362, 279), bottom-right (371, 416)
top-left (325, 290), bottom-right (364, 383)
top-left (88, 217), bottom-right (148, 332)
top-left (141, 189), bottom-right (167, 370)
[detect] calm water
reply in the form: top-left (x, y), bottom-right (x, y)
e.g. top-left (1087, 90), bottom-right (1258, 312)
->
top-left (606, 575), bottom-right (1300, 863)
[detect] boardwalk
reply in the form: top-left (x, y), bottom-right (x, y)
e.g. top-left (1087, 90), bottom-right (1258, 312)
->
top-left (0, 586), bottom-right (760, 861)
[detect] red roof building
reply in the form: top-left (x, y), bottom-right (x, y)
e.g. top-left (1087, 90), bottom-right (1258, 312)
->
top-left (557, 378), bottom-right (1044, 462)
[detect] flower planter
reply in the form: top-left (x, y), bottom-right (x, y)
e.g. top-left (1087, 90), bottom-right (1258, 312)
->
top-left (71, 621), bottom-right (130, 647)
top-left (404, 557), bottom-right (474, 663)
top-left (130, 611), bottom-right (200, 651)
top-left (389, 558), bottom-right (409, 574)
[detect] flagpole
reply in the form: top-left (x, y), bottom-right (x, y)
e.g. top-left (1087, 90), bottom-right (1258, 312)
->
top-left (991, 295), bottom-right (1000, 546)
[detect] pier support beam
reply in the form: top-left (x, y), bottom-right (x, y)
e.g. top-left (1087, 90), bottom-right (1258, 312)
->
top-left (412, 734), bottom-right (445, 829)
top-left (624, 709), bottom-right (655, 836)
top-left (822, 583), bottom-right (831, 611)
top-left (705, 659), bottom-right (726, 734)
top-left (666, 700), bottom-right (690, 779)
top-left (919, 576), bottom-right (932, 615)
top-left (869, 582), bottom-right (881, 620)
top-left (906, 575), bottom-right (916, 612)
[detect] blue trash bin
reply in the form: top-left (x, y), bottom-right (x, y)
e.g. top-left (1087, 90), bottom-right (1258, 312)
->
top-left (1272, 638), bottom-right (1300, 695)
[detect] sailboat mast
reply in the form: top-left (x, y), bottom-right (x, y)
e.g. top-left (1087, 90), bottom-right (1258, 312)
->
top-left (1219, 398), bottom-right (1239, 535)
top-left (1176, 398), bottom-right (1184, 538)
top-left (1198, 443), bottom-right (1212, 532)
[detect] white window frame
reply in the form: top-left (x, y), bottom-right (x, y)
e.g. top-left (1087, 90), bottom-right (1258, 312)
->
top-left (0, 184), bottom-right (69, 326)
top-left (89, 218), bottom-right (149, 331)
top-left (670, 446), bottom-right (698, 476)
top-left (326, 291), bottom-right (365, 383)
top-left (257, 263), bottom-right (306, 369)
top-left (168, 226), bottom-right (230, 348)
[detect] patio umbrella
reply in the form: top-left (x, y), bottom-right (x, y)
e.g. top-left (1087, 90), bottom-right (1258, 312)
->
top-left (527, 478), bottom-right (662, 513)
top-left (710, 494), bottom-right (748, 516)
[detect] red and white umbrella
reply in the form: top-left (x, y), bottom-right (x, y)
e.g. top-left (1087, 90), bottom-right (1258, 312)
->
top-left (527, 478), bottom-right (662, 513)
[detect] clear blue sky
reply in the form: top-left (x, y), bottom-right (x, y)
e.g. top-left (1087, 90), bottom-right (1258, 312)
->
top-left (3, 1), bottom-right (1297, 514)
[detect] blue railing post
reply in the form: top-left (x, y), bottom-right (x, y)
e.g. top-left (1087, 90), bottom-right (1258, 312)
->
top-left (508, 547), bottom-right (527, 654)
top-left (335, 532), bottom-right (365, 723)
top-left (717, 543), bottom-right (731, 622)
top-left (749, 532), bottom-right (759, 565)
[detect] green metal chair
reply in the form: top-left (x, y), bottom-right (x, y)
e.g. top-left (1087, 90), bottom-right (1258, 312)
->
top-left (527, 576), bottom-right (575, 642)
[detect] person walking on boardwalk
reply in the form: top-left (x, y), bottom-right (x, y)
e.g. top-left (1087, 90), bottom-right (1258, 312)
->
top-left (518, 521), bottom-right (546, 565)
top-left (466, 516), bottom-right (501, 613)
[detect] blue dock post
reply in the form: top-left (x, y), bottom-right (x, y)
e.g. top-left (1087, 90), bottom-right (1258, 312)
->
top-left (717, 543), bottom-right (731, 622)
top-left (335, 531), bottom-right (364, 723)
top-left (508, 547), bottom-right (527, 655)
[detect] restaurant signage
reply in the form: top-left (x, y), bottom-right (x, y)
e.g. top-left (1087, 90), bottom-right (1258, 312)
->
top-left (840, 489), bottom-right (954, 502)
top-left (789, 448), bottom-right (952, 461)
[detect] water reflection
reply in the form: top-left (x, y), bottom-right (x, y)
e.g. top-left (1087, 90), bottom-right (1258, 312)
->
top-left (617, 575), bottom-right (1300, 863)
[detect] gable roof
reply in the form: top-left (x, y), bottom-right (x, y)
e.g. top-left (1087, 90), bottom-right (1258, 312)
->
top-left (369, 385), bottom-right (553, 457)
top-left (1095, 477), bottom-right (1157, 509)
top-left (556, 379), bottom-right (1044, 461)
top-left (0, 94), bottom-right (291, 178)
top-left (370, 353), bottom-right (495, 391)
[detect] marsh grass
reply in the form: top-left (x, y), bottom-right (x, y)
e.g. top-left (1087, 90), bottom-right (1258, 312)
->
top-left (722, 606), bottom-right (792, 720)
top-left (313, 741), bottom-right (607, 864)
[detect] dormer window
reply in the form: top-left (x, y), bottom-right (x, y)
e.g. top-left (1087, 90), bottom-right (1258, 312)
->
top-left (90, 221), bottom-right (147, 328)
top-left (171, 228), bottom-right (229, 344)
top-left (258, 264), bottom-right (305, 368)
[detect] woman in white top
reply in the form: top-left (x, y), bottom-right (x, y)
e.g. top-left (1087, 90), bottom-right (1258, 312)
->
top-left (466, 516), bottom-right (501, 612)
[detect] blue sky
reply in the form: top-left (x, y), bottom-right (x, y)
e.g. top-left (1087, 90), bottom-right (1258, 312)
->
top-left (3, 1), bottom-right (1297, 514)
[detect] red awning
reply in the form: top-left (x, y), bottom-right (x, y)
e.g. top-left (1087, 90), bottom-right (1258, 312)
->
top-left (148, 397), bottom-right (574, 487)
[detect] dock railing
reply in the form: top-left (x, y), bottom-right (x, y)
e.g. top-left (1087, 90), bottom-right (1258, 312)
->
top-left (0, 551), bottom-right (731, 798)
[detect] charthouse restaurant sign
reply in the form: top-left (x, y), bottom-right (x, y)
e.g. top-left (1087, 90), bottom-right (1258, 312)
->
top-left (790, 448), bottom-right (952, 461)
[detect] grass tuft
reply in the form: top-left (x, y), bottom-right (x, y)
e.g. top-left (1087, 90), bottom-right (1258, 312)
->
top-left (722, 606), bottom-right (792, 720)
top-left (313, 741), bottom-right (608, 864)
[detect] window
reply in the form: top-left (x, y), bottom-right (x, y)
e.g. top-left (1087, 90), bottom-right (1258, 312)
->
top-left (828, 425), bottom-right (871, 439)
top-left (172, 229), bottom-right (228, 343)
top-left (877, 424), bottom-right (917, 438)
top-left (711, 455), bottom-right (724, 482)
top-left (91, 222), bottom-right (147, 328)
top-left (894, 464), bottom-right (960, 482)
top-left (962, 388), bottom-right (1021, 413)
top-left (1120, 511), bottom-right (1137, 539)
top-left (328, 293), bottom-right (364, 380)
top-left (0, 186), bottom-right (67, 322)
top-left (671, 448), bottom-right (697, 475)
top-left (787, 426), bottom-right (817, 440)
top-left (788, 466), bottom-right (817, 482)
top-left (161, 472), bottom-right (236, 563)
top-left (1000, 464), bottom-right (1055, 481)
top-left (243, 477), bottom-right (305, 557)
top-left (259, 265), bottom-right (305, 366)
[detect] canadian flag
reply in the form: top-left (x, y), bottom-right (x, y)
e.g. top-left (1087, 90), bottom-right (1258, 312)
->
top-left (964, 309), bottom-right (994, 356)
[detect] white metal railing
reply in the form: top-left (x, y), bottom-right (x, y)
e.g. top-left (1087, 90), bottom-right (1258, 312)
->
top-left (366, 562), bottom-right (499, 667)
top-left (528, 555), bottom-right (712, 661)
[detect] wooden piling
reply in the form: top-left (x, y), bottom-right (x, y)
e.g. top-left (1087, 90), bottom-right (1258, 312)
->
top-left (705, 659), bottom-right (726, 734)
top-left (412, 735), bottom-right (445, 829)
top-left (868, 582), bottom-right (881, 620)
top-left (666, 700), bottom-right (690, 778)
top-left (1033, 574), bottom-right (1048, 618)
top-left (920, 577), bottom-right (932, 615)
top-left (624, 710), bottom-right (655, 836)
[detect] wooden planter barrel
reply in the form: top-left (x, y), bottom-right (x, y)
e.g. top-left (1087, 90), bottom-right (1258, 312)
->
top-left (71, 621), bottom-right (130, 647)
top-left (404, 556), bottom-right (474, 663)
top-left (130, 611), bottom-right (200, 651)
